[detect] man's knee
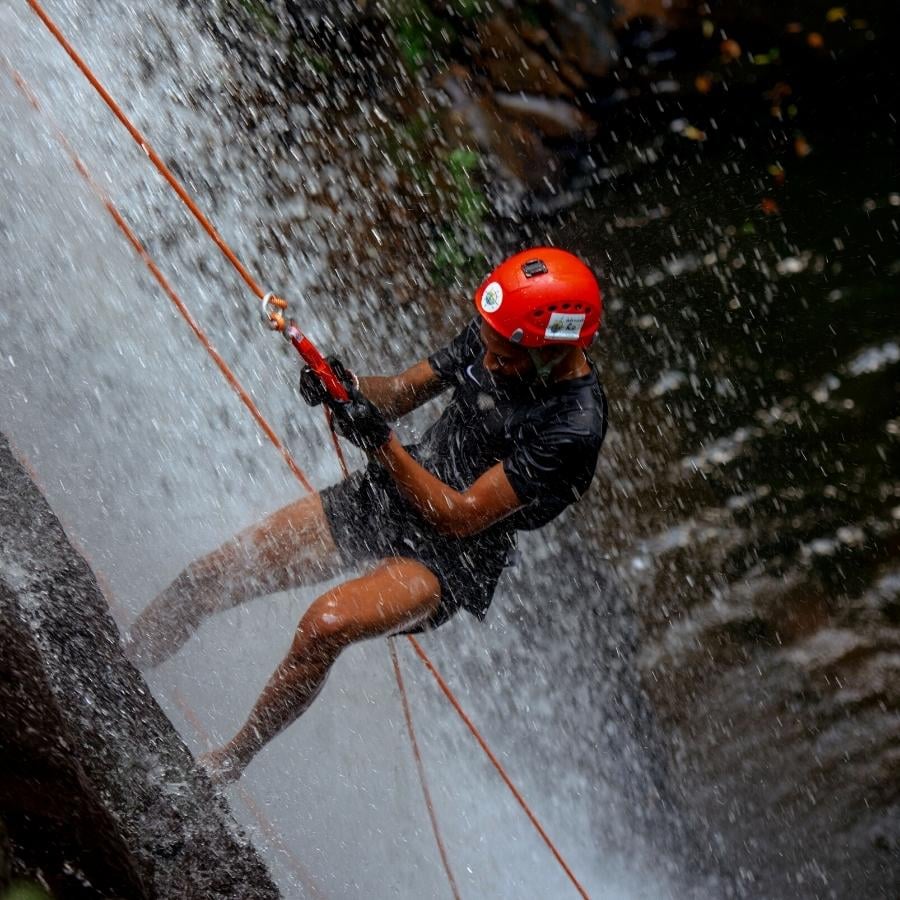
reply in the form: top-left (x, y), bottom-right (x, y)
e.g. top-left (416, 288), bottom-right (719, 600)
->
top-left (297, 591), bottom-right (359, 654)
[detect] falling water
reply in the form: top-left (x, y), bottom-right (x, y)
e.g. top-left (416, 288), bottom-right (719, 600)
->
top-left (5, 1), bottom-right (897, 897)
top-left (1, 1), bottom-right (676, 897)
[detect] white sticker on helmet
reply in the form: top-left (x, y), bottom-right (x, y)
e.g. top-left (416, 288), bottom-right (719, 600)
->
top-left (544, 312), bottom-right (586, 341)
top-left (480, 281), bottom-right (504, 313)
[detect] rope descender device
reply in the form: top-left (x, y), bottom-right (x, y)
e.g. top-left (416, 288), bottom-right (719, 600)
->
top-left (261, 292), bottom-right (350, 403)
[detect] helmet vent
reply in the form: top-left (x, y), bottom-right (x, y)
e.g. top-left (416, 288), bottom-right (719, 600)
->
top-left (510, 327), bottom-right (525, 343)
top-left (522, 259), bottom-right (548, 278)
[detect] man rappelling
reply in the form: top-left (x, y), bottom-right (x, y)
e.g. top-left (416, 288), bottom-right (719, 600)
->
top-left (126, 247), bottom-right (608, 784)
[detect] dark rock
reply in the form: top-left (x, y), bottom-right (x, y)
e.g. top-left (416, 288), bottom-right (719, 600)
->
top-left (0, 434), bottom-right (280, 899)
top-left (543, 0), bottom-right (617, 78)
top-left (476, 14), bottom-right (574, 97)
top-left (493, 91), bottom-right (598, 140)
top-left (437, 66), bottom-right (556, 192)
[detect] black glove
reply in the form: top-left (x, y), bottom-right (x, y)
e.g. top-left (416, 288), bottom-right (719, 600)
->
top-left (325, 387), bottom-right (392, 453)
top-left (298, 356), bottom-right (354, 407)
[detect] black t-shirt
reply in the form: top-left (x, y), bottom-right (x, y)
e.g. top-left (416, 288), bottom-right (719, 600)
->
top-left (408, 318), bottom-right (607, 532)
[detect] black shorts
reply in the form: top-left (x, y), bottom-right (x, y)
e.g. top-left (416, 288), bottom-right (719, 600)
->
top-left (320, 464), bottom-right (515, 628)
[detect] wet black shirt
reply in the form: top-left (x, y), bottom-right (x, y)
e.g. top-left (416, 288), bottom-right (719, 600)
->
top-left (409, 318), bottom-right (608, 532)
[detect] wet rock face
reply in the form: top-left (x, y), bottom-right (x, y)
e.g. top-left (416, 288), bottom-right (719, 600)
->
top-left (435, 2), bottom-right (616, 200)
top-left (0, 434), bottom-right (279, 899)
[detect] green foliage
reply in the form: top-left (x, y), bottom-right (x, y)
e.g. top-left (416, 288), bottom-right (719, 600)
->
top-left (385, 0), bottom-right (493, 73)
top-left (290, 40), bottom-right (333, 75)
top-left (447, 0), bottom-right (483, 18)
top-left (387, 0), bottom-right (451, 72)
top-left (431, 147), bottom-right (489, 284)
top-left (752, 47), bottom-right (782, 65)
top-left (2, 881), bottom-right (52, 900)
top-left (432, 227), bottom-right (487, 287)
top-left (446, 148), bottom-right (488, 227)
top-left (433, 228), bottom-right (468, 273)
top-left (447, 147), bottom-right (479, 176)
top-left (235, 0), bottom-right (279, 36)
top-left (400, 111), bottom-right (431, 145)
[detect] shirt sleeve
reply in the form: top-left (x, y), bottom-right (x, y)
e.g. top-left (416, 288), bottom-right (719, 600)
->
top-left (427, 318), bottom-right (482, 383)
top-left (502, 428), bottom-right (600, 510)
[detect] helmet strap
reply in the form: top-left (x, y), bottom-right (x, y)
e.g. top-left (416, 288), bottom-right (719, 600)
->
top-left (527, 348), bottom-right (568, 384)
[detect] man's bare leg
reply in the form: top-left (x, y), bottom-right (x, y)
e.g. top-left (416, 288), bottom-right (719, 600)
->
top-left (126, 492), bottom-right (344, 668)
top-left (198, 557), bottom-right (441, 784)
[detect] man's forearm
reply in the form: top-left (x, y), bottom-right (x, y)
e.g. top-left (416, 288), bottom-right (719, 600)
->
top-left (373, 435), bottom-right (472, 536)
top-left (357, 375), bottom-right (410, 419)
top-left (357, 360), bottom-right (445, 420)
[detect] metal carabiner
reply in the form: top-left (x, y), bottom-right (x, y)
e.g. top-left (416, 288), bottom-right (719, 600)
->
top-left (260, 292), bottom-right (288, 331)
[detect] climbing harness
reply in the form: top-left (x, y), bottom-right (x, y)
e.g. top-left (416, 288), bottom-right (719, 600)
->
top-left (13, 4), bottom-right (593, 897)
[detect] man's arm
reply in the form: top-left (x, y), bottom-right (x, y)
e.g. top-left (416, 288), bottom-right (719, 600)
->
top-left (358, 360), bottom-right (447, 420)
top-left (373, 435), bottom-right (523, 538)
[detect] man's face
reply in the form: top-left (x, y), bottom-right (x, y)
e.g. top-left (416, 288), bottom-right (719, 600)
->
top-left (479, 319), bottom-right (535, 382)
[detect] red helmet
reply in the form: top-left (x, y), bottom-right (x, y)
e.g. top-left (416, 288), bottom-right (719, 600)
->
top-left (474, 247), bottom-right (602, 349)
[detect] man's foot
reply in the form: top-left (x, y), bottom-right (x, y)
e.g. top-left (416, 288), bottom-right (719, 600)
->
top-left (120, 628), bottom-right (150, 669)
top-left (121, 623), bottom-right (174, 671)
top-left (197, 747), bottom-right (244, 786)
top-left (123, 569), bottom-right (215, 670)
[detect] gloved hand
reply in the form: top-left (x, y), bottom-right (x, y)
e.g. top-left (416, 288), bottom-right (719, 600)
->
top-left (325, 388), bottom-right (392, 453)
top-left (298, 356), bottom-right (355, 407)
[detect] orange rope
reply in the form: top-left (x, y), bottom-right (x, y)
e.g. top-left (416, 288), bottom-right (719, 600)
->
top-left (2, 63), bottom-right (314, 494)
top-left (18, 6), bottom-right (593, 895)
top-left (7, 43), bottom-right (457, 892)
top-left (5, 51), bottom-right (456, 895)
top-left (406, 635), bottom-right (591, 900)
top-left (389, 640), bottom-right (461, 899)
top-left (25, 0), bottom-right (266, 301)
top-left (325, 408), bottom-right (351, 479)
